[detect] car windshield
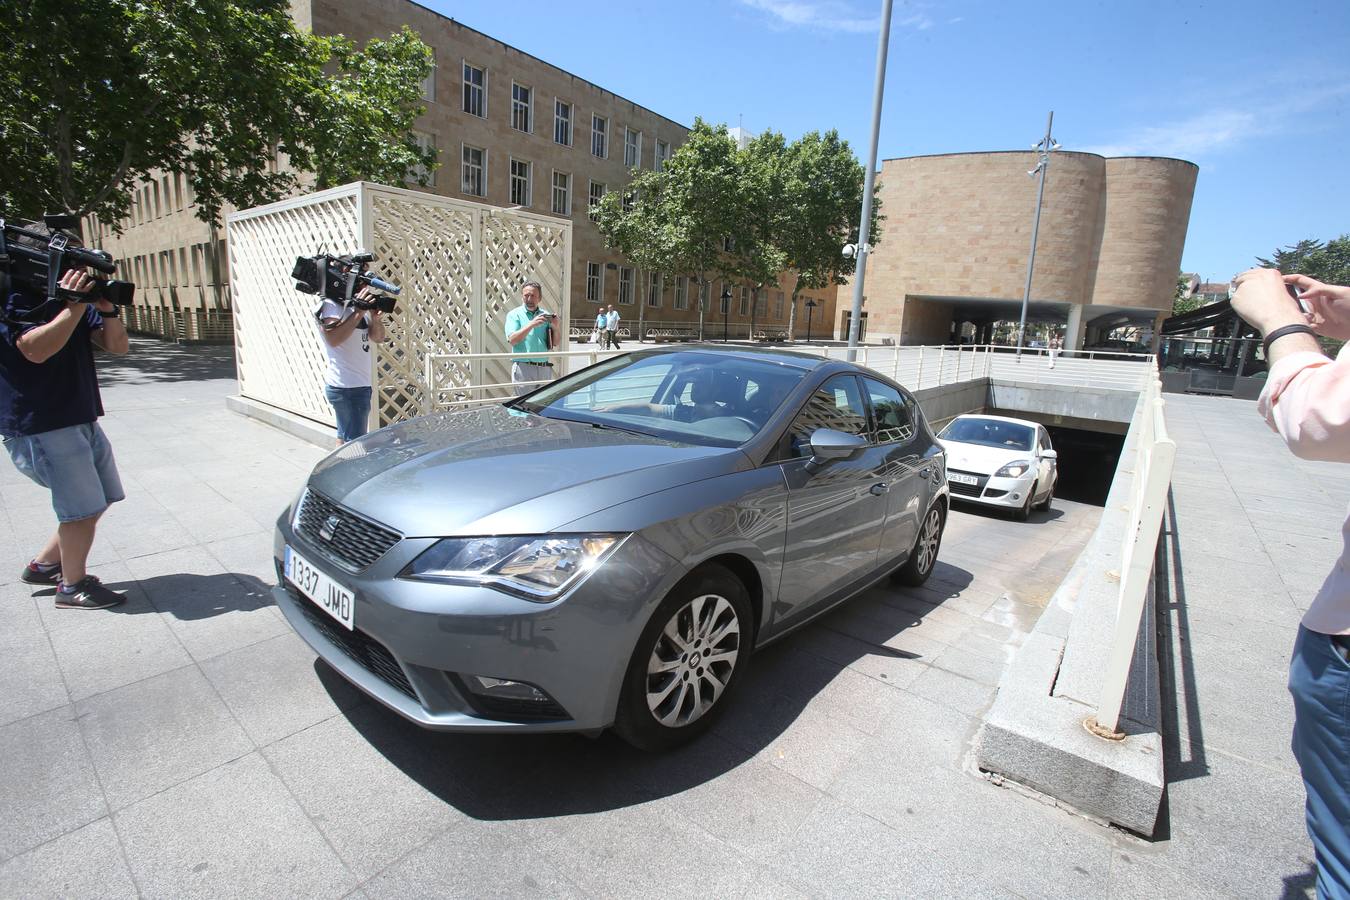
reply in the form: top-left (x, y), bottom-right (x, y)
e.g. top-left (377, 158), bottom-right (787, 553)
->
top-left (512, 351), bottom-right (807, 448)
top-left (939, 417), bottom-right (1034, 452)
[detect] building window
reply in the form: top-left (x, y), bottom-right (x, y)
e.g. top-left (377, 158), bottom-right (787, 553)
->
top-left (588, 181), bottom-right (606, 221)
top-left (462, 62), bottom-right (485, 117)
top-left (554, 100), bottom-right (572, 146)
top-left (775, 290), bottom-right (785, 319)
top-left (647, 273), bottom-right (663, 308)
top-left (422, 50), bottom-right (436, 102)
top-left (591, 114), bottom-right (608, 158)
top-left (511, 82), bottom-right (532, 132)
top-left (739, 287), bottom-right (749, 316)
top-left (622, 190), bottom-right (635, 213)
top-left (586, 262), bottom-right (603, 303)
top-left (510, 158), bottom-right (532, 207)
top-left (624, 127), bottom-right (642, 167)
top-left (462, 144), bottom-right (485, 197)
top-left (407, 131), bottom-right (435, 186)
top-left (655, 139), bottom-right (670, 171)
top-left (618, 266), bottom-right (634, 305)
top-left (552, 171), bottom-right (571, 215)
top-left (674, 276), bottom-right (689, 310)
top-left (722, 236), bottom-right (735, 252)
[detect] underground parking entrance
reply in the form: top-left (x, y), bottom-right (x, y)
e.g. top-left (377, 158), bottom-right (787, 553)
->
top-left (981, 408), bottom-right (1128, 508)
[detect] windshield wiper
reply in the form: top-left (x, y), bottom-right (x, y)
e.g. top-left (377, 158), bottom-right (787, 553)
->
top-left (586, 420), bottom-right (655, 438)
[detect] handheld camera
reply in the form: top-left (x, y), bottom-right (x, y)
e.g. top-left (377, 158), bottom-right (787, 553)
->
top-left (0, 213), bottom-right (135, 308)
top-left (292, 250), bottom-right (401, 314)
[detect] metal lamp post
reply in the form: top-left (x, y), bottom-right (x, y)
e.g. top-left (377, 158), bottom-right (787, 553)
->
top-left (721, 287), bottom-right (732, 342)
top-left (805, 298), bottom-right (818, 343)
top-left (1016, 111), bottom-right (1060, 360)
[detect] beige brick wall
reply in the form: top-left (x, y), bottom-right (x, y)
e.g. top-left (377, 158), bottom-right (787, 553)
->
top-left (862, 151), bottom-right (1197, 344)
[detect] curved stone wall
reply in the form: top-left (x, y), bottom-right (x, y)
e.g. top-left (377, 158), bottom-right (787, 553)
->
top-left (1092, 158), bottom-right (1200, 312)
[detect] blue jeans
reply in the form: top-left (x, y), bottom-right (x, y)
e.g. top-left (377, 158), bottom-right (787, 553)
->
top-left (3, 422), bottom-right (125, 522)
top-left (324, 385), bottom-right (372, 442)
top-left (1290, 625), bottom-right (1350, 898)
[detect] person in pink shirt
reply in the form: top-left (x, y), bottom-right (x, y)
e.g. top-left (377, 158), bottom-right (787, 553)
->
top-left (1232, 267), bottom-right (1350, 899)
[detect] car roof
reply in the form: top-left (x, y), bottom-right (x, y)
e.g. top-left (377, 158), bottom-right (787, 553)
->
top-left (948, 413), bottom-right (1041, 429)
top-left (628, 344), bottom-right (833, 371)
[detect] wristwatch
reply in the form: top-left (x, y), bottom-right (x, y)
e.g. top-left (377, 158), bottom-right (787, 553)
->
top-left (99, 305), bottom-right (120, 318)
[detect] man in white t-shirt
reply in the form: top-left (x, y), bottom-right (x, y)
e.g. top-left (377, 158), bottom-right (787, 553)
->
top-left (315, 287), bottom-right (388, 446)
top-left (605, 305), bottom-right (622, 349)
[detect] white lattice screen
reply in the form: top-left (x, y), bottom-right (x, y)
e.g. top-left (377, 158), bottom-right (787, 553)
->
top-left (227, 182), bottom-right (571, 429)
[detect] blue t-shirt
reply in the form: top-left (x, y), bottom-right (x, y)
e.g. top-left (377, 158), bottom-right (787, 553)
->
top-left (0, 287), bottom-right (106, 437)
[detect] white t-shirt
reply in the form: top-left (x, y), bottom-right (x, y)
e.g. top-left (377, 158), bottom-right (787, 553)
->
top-left (315, 300), bottom-right (372, 388)
top-left (606, 310), bottom-right (620, 330)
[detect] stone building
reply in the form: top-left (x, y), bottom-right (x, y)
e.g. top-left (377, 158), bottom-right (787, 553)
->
top-left (86, 0), bottom-right (836, 342)
top-left (846, 151), bottom-right (1198, 349)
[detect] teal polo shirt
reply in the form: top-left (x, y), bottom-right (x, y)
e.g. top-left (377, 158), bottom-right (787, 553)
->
top-left (504, 305), bottom-right (552, 364)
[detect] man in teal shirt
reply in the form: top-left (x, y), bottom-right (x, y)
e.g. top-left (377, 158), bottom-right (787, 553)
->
top-left (504, 281), bottom-right (555, 395)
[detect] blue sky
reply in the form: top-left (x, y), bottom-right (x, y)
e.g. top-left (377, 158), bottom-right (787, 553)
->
top-left (421, 0), bottom-right (1349, 284)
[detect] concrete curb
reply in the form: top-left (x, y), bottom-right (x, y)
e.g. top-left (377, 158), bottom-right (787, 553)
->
top-left (226, 394), bottom-right (335, 449)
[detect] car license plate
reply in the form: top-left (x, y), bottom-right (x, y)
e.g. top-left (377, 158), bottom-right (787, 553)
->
top-left (948, 472), bottom-right (980, 486)
top-left (284, 545), bottom-right (355, 630)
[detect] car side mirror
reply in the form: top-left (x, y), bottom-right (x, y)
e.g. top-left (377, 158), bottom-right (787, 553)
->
top-left (1041, 448), bottom-right (1058, 460)
top-left (805, 428), bottom-right (868, 473)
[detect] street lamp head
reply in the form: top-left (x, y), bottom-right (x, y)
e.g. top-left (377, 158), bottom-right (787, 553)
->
top-left (842, 243), bottom-right (856, 258)
top-left (1050, 142), bottom-right (1062, 152)
top-left (720, 287), bottom-right (732, 300)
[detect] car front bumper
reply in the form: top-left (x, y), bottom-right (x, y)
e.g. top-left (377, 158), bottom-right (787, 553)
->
top-left (272, 510), bottom-right (677, 734)
top-left (945, 469), bottom-right (1037, 510)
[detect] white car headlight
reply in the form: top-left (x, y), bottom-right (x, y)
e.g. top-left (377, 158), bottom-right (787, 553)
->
top-left (994, 460), bottom-right (1033, 478)
top-left (402, 534), bottom-right (628, 601)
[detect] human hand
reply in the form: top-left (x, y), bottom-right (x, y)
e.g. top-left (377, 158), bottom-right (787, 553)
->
top-left (58, 269), bottom-right (96, 310)
top-left (1230, 268), bottom-right (1306, 335)
top-left (1284, 274), bottom-right (1350, 340)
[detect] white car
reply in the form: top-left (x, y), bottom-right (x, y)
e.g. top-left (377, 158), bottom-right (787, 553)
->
top-left (937, 414), bottom-right (1057, 520)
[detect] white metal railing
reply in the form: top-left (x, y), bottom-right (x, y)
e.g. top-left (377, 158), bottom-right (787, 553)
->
top-left (423, 342), bottom-right (1155, 412)
top-left (1093, 371), bottom-right (1176, 734)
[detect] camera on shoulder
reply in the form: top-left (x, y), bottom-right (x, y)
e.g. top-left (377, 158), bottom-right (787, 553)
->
top-left (292, 250), bottom-right (401, 314)
top-left (1, 213), bottom-right (136, 311)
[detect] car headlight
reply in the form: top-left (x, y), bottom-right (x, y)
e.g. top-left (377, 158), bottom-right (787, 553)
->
top-left (401, 534), bottom-right (628, 601)
top-left (994, 460), bottom-right (1033, 478)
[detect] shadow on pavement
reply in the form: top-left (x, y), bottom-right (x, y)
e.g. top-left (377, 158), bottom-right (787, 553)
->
top-left (37, 571), bottom-right (276, 620)
top-left (949, 499), bottom-right (1065, 525)
top-left (95, 337), bottom-right (236, 385)
top-left (322, 562), bottom-right (976, 821)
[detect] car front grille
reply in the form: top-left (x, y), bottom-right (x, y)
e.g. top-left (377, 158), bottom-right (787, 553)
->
top-left (294, 488), bottom-right (401, 572)
top-left (947, 468), bottom-right (989, 498)
top-left (285, 581), bottom-right (417, 701)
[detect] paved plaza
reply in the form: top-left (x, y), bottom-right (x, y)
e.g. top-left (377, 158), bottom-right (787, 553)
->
top-left (0, 339), bottom-right (1334, 898)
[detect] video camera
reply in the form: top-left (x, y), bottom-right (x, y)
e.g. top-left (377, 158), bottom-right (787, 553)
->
top-left (0, 213), bottom-right (136, 308)
top-left (292, 250), bottom-right (400, 314)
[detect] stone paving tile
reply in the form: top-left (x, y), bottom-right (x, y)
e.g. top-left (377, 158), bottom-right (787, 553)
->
top-left (0, 817), bottom-right (138, 900)
top-left (75, 665), bottom-right (253, 811)
top-left (0, 706), bottom-right (106, 862)
top-left (114, 753), bottom-right (356, 900)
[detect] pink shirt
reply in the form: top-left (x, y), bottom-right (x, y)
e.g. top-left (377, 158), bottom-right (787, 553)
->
top-left (1258, 343), bottom-right (1350, 634)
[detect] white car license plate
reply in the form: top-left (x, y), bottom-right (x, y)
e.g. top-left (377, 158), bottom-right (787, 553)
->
top-left (284, 545), bottom-right (355, 630)
top-left (948, 472), bottom-right (980, 486)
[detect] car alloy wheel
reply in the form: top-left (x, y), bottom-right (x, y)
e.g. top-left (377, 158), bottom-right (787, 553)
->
top-left (614, 562), bottom-right (751, 750)
top-left (1016, 483), bottom-right (1036, 521)
top-left (645, 594), bottom-right (741, 727)
top-left (893, 503), bottom-right (946, 587)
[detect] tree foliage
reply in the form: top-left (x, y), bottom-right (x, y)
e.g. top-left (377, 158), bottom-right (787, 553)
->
top-left (0, 0), bottom-right (436, 228)
top-left (1257, 236), bottom-right (1350, 287)
top-left (591, 118), bottom-right (878, 337)
top-left (1172, 274), bottom-right (1204, 316)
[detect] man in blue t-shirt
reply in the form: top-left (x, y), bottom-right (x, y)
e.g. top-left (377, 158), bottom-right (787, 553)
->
top-left (0, 260), bottom-right (131, 610)
top-left (503, 280), bottom-right (556, 396)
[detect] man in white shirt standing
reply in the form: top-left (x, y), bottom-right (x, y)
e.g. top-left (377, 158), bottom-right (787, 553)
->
top-left (315, 287), bottom-right (387, 446)
top-left (605, 304), bottom-right (622, 349)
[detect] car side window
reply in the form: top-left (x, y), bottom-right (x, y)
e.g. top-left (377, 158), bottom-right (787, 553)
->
top-left (1039, 427), bottom-right (1053, 453)
top-left (863, 378), bottom-right (915, 445)
top-left (786, 375), bottom-right (868, 458)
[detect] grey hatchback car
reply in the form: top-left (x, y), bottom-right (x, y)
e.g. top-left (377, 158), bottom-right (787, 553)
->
top-left (272, 346), bottom-right (949, 749)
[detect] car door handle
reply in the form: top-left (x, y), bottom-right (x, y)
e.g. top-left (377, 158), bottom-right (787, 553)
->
top-left (870, 482), bottom-right (890, 496)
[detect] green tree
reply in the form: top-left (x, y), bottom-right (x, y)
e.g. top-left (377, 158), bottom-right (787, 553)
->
top-left (1172, 273), bottom-right (1204, 316)
top-left (0, 0), bottom-right (435, 228)
top-left (766, 129), bottom-right (879, 338)
top-left (593, 120), bottom-right (748, 339)
top-left (1256, 236), bottom-right (1350, 286)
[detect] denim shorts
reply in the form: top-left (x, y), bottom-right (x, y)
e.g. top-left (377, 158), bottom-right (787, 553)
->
top-left (325, 384), bottom-right (373, 442)
top-left (3, 422), bottom-right (125, 522)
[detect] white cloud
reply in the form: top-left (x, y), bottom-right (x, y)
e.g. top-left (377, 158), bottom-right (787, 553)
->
top-left (738, 0), bottom-right (934, 33)
top-left (1080, 77), bottom-right (1350, 160)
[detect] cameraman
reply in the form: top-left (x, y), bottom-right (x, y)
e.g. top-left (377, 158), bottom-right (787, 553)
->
top-left (315, 286), bottom-right (388, 446)
top-left (504, 281), bottom-right (555, 395)
top-left (1, 260), bottom-right (130, 611)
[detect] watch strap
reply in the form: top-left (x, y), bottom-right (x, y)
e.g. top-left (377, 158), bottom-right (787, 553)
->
top-left (1263, 323), bottom-right (1314, 355)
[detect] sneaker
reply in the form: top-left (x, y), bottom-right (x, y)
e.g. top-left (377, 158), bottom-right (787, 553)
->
top-left (54, 576), bottom-right (125, 610)
top-left (20, 561), bottom-right (62, 585)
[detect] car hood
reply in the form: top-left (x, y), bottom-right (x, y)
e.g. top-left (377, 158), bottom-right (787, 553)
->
top-left (306, 405), bottom-right (747, 536)
top-left (938, 440), bottom-right (1034, 476)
